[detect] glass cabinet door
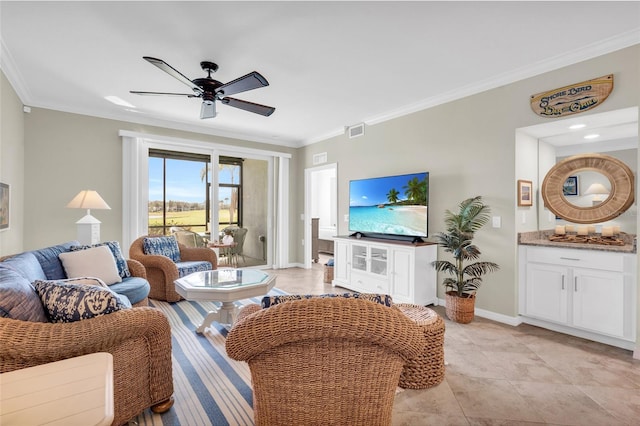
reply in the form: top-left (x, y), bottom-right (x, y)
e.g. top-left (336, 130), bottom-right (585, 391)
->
top-left (351, 245), bottom-right (367, 271)
top-left (370, 247), bottom-right (388, 276)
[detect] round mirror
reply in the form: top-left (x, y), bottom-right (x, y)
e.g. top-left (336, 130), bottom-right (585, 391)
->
top-left (541, 153), bottom-right (635, 224)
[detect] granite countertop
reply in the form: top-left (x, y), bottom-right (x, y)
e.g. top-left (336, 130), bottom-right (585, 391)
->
top-left (519, 230), bottom-right (637, 253)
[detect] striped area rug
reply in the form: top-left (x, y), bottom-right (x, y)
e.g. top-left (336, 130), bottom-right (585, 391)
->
top-left (132, 288), bottom-right (288, 426)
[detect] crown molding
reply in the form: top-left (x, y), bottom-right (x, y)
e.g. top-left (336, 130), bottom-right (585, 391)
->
top-left (0, 38), bottom-right (32, 105)
top-left (3, 28), bottom-right (639, 149)
top-left (300, 29), bottom-right (640, 147)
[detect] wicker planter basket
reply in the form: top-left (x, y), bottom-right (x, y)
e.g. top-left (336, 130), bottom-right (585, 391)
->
top-left (445, 291), bottom-right (475, 324)
top-left (323, 265), bottom-right (334, 283)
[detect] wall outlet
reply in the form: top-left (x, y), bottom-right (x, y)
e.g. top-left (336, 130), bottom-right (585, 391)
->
top-left (492, 216), bottom-right (501, 228)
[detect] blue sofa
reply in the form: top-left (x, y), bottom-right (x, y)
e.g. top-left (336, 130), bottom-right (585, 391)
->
top-left (0, 241), bottom-right (174, 424)
top-left (0, 240), bottom-right (150, 308)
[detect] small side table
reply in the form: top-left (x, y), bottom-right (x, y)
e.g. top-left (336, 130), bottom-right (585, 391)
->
top-left (396, 303), bottom-right (446, 389)
top-left (0, 352), bottom-right (114, 426)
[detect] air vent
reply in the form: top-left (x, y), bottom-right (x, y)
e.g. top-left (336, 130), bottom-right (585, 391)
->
top-left (347, 123), bottom-right (365, 139)
top-left (313, 152), bottom-right (328, 165)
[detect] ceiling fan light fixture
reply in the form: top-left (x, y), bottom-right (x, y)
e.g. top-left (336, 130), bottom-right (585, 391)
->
top-left (201, 100), bottom-right (216, 119)
top-left (131, 57), bottom-right (274, 119)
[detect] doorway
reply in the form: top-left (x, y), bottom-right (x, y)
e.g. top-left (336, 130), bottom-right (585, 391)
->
top-left (304, 163), bottom-right (337, 268)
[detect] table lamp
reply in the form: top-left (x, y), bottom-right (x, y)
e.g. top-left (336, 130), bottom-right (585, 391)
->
top-left (584, 183), bottom-right (610, 206)
top-left (66, 190), bottom-right (111, 244)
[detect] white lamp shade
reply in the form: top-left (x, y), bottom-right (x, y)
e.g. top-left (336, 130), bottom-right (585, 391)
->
top-left (584, 183), bottom-right (610, 195)
top-left (66, 190), bottom-right (111, 210)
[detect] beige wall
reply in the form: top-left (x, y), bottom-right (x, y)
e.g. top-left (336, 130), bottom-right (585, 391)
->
top-left (19, 108), bottom-right (295, 255)
top-left (298, 45), bottom-right (640, 322)
top-left (0, 71), bottom-right (25, 255)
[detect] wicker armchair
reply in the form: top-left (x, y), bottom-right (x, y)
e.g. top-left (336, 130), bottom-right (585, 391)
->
top-left (129, 236), bottom-right (217, 302)
top-left (0, 307), bottom-right (174, 425)
top-left (226, 297), bottom-right (427, 426)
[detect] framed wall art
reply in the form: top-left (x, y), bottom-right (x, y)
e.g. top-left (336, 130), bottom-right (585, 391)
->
top-left (563, 175), bottom-right (578, 196)
top-left (0, 182), bottom-right (9, 231)
top-left (517, 180), bottom-right (533, 207)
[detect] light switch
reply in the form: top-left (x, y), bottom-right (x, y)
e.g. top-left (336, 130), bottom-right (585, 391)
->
top-left (344, 214), bottom-right (349, 222)
top-left (522, 212), bottom-right (527, 224)
top-left (492, 216), bottom-right (501, 228)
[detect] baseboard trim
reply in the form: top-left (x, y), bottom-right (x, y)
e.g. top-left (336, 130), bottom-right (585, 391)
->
top-left (436, 297), bottom-right (521, 326)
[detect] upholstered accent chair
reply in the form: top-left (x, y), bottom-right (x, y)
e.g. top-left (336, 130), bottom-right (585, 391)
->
top-left (129, 236), bottom-right (217, 302)
top-left (225, 297), bottom-right (426, 426)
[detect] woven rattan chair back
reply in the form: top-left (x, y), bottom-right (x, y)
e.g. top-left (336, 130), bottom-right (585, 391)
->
top-left (226, 297), bottom-right (427, 426)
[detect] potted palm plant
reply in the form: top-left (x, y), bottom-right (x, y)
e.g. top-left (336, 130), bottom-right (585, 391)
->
top-left (432, 196), bottom-right (499, 323)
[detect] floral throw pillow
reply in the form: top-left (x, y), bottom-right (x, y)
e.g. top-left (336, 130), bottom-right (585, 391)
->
top-left (142, 236), bottom-right (181, 262)
top-left (34, 280), bottom-right (130, 323)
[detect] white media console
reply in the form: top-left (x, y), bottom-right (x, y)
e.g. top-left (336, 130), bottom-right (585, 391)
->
top-left (332, 236), bottom-right (438, 305)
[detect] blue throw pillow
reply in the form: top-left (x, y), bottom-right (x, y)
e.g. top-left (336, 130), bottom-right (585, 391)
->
top-left (142, 236), bottom-right (181, 262)
top-left (0, 267), bottom-right (48, 322)
top-left (70, 241), bottom-right (131, 278)
top-left (34, 280), bottom-right (130, 323)
top-left (261, 293), bottom-right (393, 308)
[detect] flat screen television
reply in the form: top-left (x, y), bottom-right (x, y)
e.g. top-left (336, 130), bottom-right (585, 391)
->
top-left (349, 172), bottom-right (429, 242)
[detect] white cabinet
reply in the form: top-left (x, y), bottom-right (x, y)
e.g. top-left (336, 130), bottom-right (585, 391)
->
top-left (332, 236), bottom-right (437, 305)
top-left (525, 263), bottom-right (569, 324)
top-left (519, 245), bottom-right (636, 349)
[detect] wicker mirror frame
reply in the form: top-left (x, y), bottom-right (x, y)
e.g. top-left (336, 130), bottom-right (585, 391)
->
top-left (541, 153), bottom-right (635, 224)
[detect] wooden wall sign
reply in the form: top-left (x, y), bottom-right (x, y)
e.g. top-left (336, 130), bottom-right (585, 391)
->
top-left (530, 74), bottom-right (613, 118)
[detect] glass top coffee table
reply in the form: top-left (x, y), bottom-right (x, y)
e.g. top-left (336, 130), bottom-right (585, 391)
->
top-left (175, 268), bottom-right (276, 333)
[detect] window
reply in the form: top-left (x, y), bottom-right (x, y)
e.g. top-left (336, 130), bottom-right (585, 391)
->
top-left (148, 150), bottom-right (244, 236)
top-left (148, 149), bottom-right (210, 236)
top-left (218, 156), bottom-right (243, 231)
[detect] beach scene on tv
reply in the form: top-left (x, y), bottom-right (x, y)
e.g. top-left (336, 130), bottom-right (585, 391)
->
top-left (349, 172), bottom-right (429, 237)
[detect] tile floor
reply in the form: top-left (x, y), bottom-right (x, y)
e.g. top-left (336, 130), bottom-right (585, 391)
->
top-left (267, 257), bottom-right (640, 426)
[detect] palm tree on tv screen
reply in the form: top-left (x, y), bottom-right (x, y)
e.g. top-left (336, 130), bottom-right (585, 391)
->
top-left (386, 188), bottom-right (400, 204)
top-left (403, 177), bottom-right (427, 205)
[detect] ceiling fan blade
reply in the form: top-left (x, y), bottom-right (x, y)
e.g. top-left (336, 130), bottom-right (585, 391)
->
top-left (216, 71), bottom-right (269, 96)
top-left (130, 90), bottom-right (198, 97)
top-left (142, 56), bottom-right (203, 94)
top-left (200, 101), bottom-right (217, 119)
top-left (221, 97), bottom-right (275, 116)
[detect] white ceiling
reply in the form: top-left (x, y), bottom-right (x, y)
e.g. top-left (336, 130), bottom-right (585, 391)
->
top-left (1, 1), bottom-right (639, 148)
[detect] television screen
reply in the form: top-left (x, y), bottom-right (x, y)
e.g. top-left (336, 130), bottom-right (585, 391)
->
top-left (349, 172), bottom-right (429, 239)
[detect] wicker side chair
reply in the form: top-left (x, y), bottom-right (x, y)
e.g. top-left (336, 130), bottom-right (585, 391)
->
top-left (0, 307), bottom-right (174, 425)
top-left (226, 297), bottom-right (427, 426)
top-left (129, 236), bottom-right (217, 302)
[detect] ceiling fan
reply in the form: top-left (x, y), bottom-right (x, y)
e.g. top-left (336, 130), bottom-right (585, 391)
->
top-left (130, 56), bottom-right (275, 119)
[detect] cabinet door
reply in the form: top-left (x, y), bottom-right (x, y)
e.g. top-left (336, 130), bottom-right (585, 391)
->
top-left (334, 239), bottom-right (350, 284)
top-left (351, 244), bottom-right (368, 272)
top-left (525, 263), bottom-right (568, 323)
top-left (572, 268), bottom-right (626, 338)
top-left (390, 248), bottom-right (413, 303)
top-left (369, 246), bottom-right (388, 277)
